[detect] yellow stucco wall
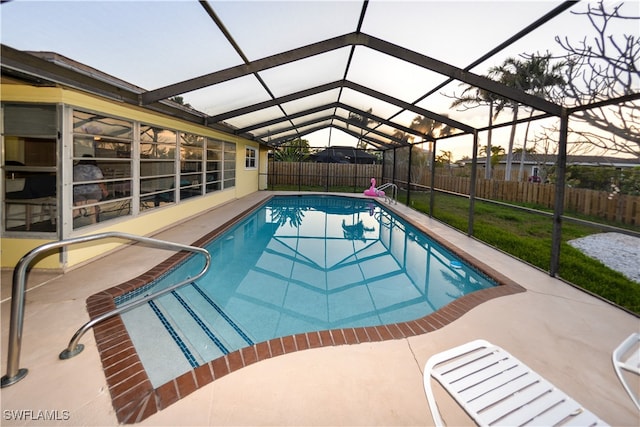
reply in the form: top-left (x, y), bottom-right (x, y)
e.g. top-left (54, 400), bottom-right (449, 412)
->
top-left (2, 82), bottom-right (263, 270)
top-left (1, 238), bottom-right (63, 269)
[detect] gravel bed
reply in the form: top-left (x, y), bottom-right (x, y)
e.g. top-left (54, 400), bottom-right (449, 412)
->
top-left (568, 232), bottom-right (640, 284)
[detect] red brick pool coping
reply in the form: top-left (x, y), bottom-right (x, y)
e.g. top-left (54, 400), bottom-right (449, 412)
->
top-left (86, 195), bottom-right (526, 423)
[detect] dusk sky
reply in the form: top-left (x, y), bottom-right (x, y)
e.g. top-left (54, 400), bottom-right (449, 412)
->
top-left (2, 0), bottom-right (638, 159)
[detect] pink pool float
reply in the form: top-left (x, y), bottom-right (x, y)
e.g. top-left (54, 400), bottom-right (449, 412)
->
top-left (363, 178), bottom-right (385, 197)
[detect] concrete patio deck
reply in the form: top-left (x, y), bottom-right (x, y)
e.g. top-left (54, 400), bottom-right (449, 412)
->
top-left (1, 191), bottom-right (638, 426)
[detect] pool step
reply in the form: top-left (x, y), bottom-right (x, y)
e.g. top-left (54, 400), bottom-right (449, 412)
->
top-left (120, 283), bottom-right (255, 387)
top-left (119, 302), bottom-right (196, 387)
top-left (179, 284), bottom-right (254, 348)
top-left (154, 293), bottom-right (229, 364)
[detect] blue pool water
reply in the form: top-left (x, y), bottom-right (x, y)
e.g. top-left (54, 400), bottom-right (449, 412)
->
top-left (119, 195), bottom-right (496, 386)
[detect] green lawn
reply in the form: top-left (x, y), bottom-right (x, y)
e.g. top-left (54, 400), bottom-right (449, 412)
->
top-left (410, 191), bottom-right (640, 314)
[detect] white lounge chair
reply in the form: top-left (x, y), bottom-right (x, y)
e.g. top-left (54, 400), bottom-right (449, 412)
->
top-left (423, 340), bottom-right (609, 426)
top-left (612, 332), bottom-right (640, 410)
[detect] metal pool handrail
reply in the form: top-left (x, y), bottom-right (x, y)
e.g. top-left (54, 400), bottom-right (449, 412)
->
top-left (377, 182), bottom-right (398, 204)
top-left (1, 232), bottom-right (211, 388)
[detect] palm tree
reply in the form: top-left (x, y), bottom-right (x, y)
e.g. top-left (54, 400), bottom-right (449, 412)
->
top-left (450, 88), bottom-right (500, 179)
top-left (410, 115), bottom-right (455, 172)
top-left (435, 150), bottom-right (454, 175)
top-left (391, 130), bottom-right (412, 145)
top-left (409, 147), bottom-right (432, 184)
top-left (274, 138), bottom-right (310, 162)
top-left (347, 108), bottom-right (376, 149)
top-left (479, 145), bottom-right (505, 175)
top-left (489, 54), bottom-right (565, 181)
top-left (517, 54), bottom-right (565, 181)
top-left (488, 58), bottom-right (523, 181)
top-left (410, 115), bottom-right (454, 139)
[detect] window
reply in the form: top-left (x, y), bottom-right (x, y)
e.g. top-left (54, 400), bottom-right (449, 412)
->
top-left (140, 125), bottom-right (177, 210)
top-left (206, 139), bottom-right (223, 193)
top-left (139, 128), bottom-right (233, 206)
top-left (223, 142), bottom-right (236, 189)
top-left (245, 146), bottom-right (257, 169)
top-left (72, 110), bottom-right (132, 228)
top-left (3, 104), bottom-right (58, 233)
top-left (179, 133), bottom-right (204, 201)
top-left (3, 101), bottom-right (243, 235)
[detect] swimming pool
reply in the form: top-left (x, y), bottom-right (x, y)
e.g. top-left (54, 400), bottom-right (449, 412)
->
top-left (117, 195), bottom-right (497, 387)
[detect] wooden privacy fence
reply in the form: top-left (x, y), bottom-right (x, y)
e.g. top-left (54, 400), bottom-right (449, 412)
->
top-left (270, 161), bottom-right (382, 188)
top-left (429, 175), bottom-right (639, 226)
top-left (269, 162), bottom-right (639, 225)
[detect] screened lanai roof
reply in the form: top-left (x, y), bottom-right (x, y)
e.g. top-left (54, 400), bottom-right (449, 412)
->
top-left (1, 0), bottom-right (638, 154)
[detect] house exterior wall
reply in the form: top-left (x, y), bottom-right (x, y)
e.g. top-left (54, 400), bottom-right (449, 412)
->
top-left (1, 82), bottom-right (263, 270)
